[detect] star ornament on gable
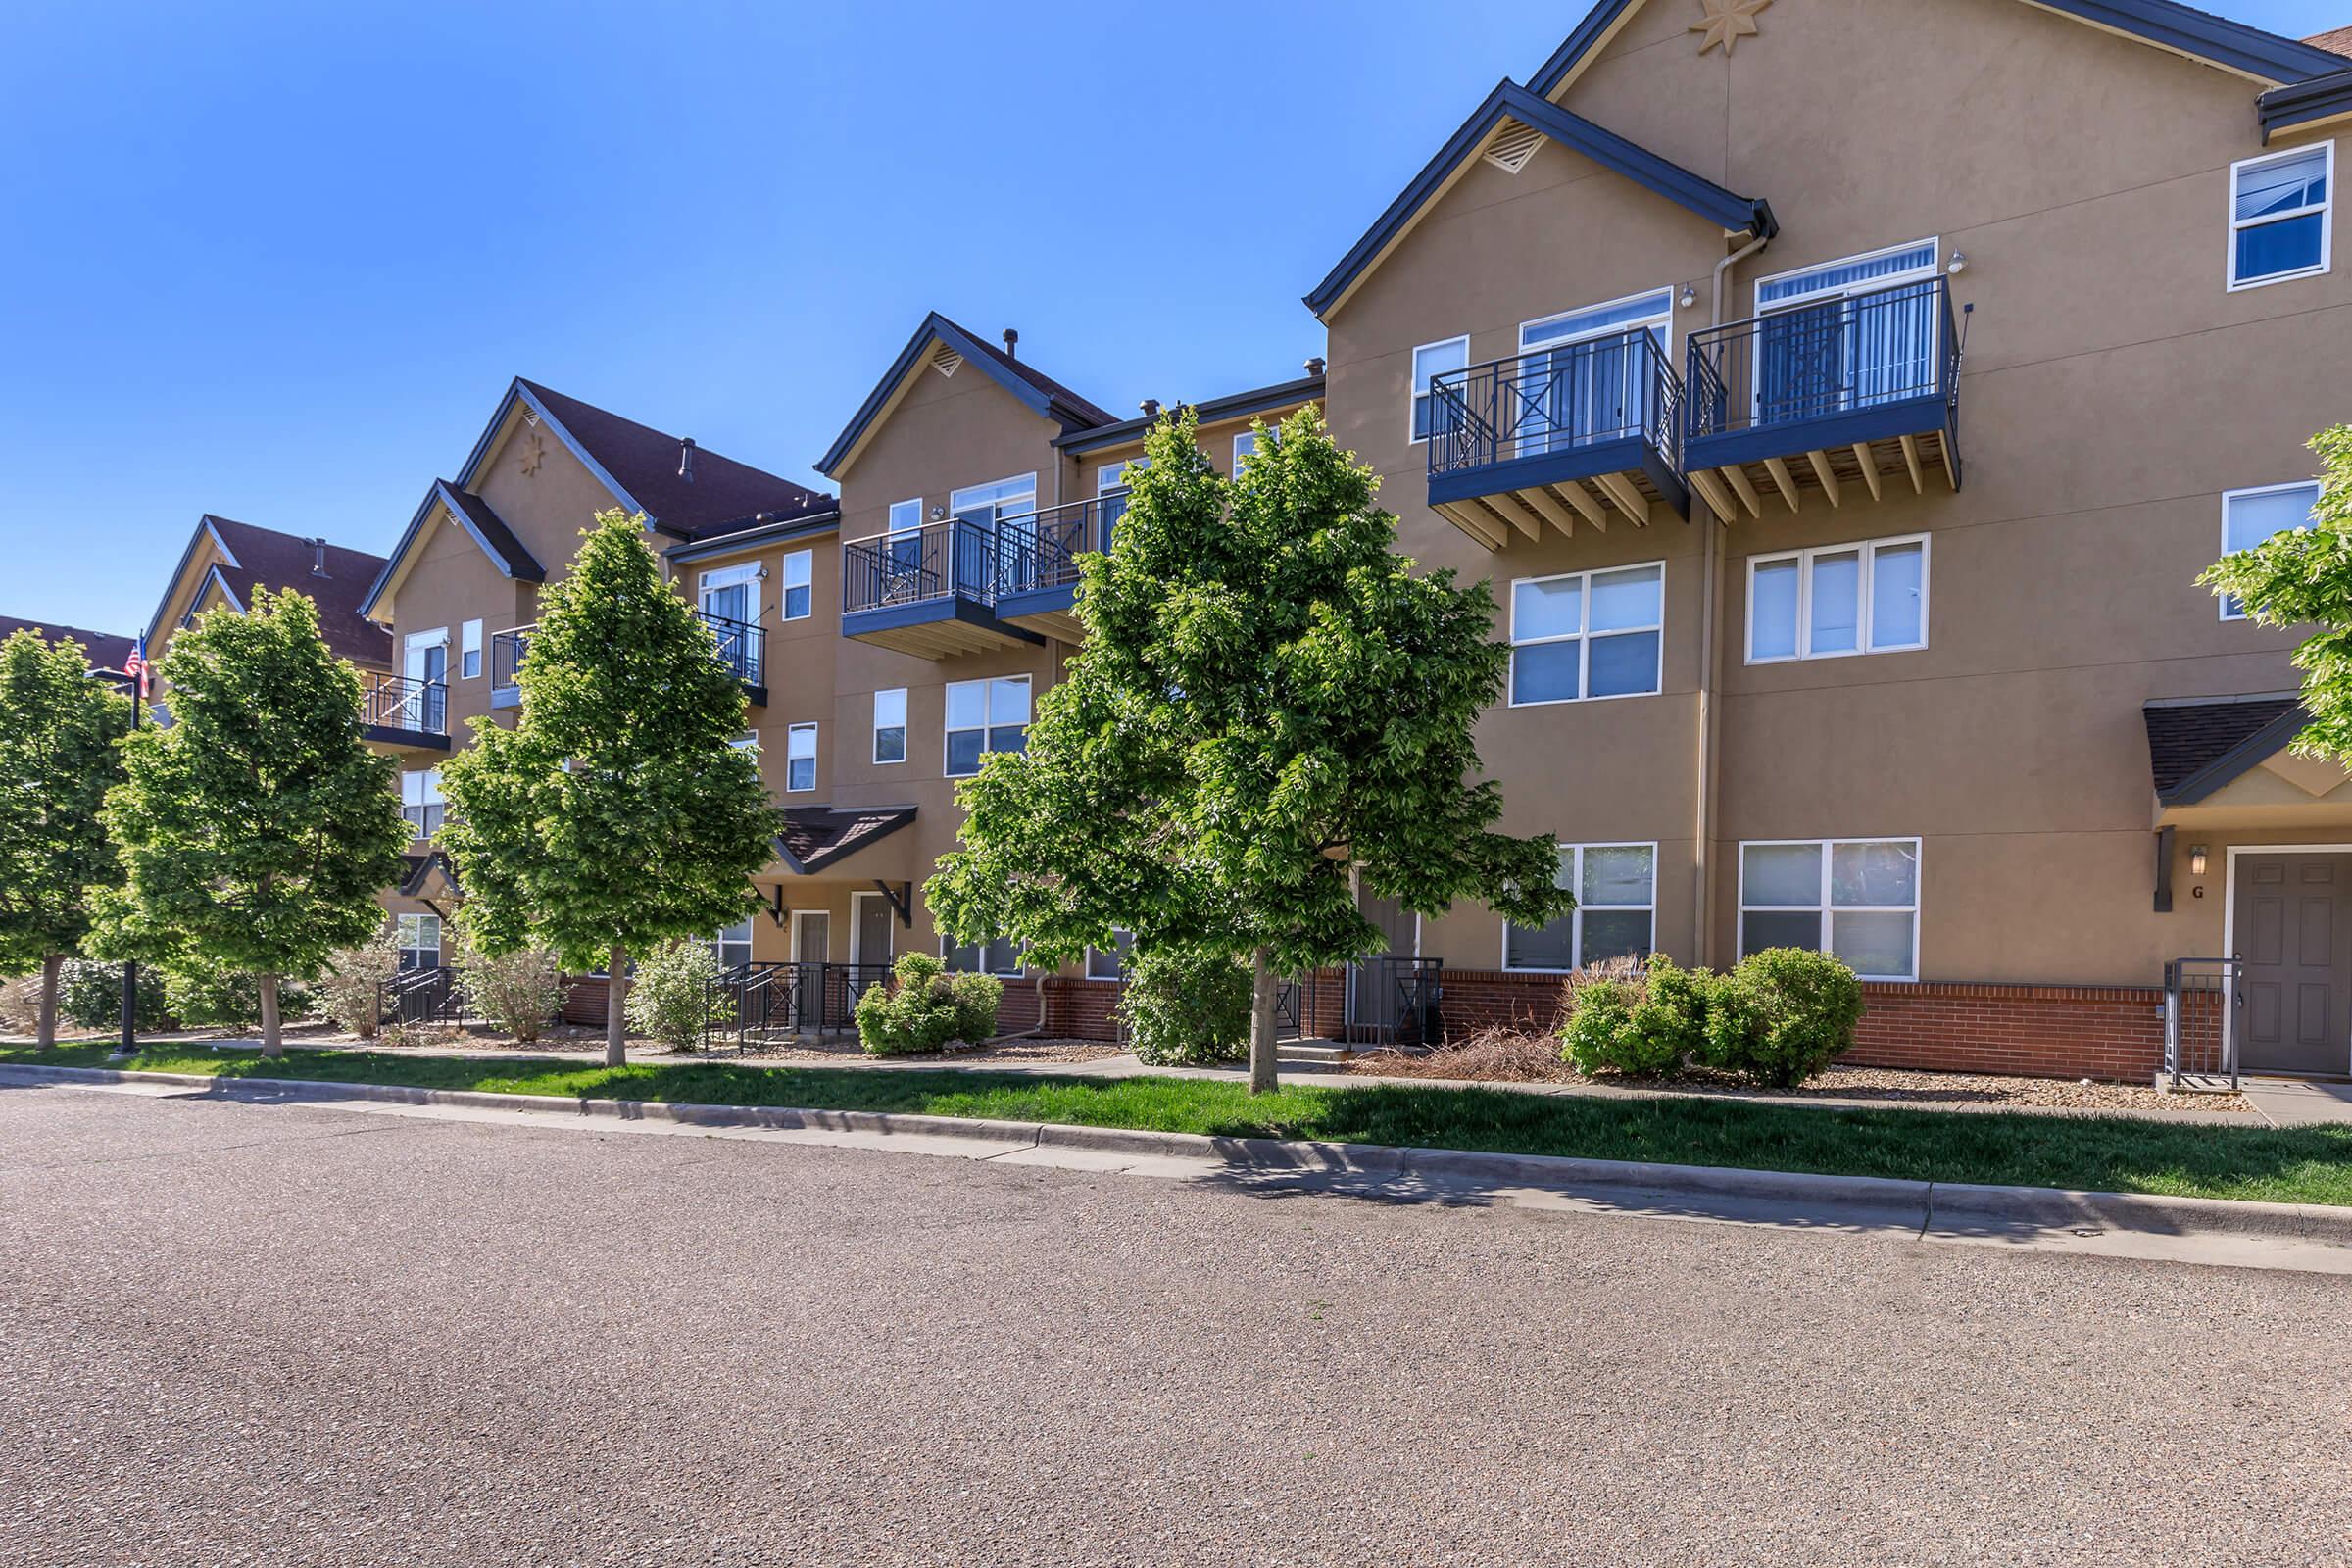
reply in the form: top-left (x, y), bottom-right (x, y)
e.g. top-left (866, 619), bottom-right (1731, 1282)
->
top-left (1690, 0), bottom-right (1771, 55)
top-left (517, 430), bottom-right (546, 476)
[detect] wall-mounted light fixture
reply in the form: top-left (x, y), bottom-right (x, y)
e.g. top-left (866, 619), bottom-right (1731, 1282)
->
top-left (2190, 845), bottom-right (2209, 878)
top-left (1679, 284), bottom-right (1698, 309)
top-left (1946, 251), bottom-right (1969, 276)
top-left (930, 504), bottom-right (948, 522)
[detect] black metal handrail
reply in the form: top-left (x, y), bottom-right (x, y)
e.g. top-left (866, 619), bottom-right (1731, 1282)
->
top-left (845, 517), bottom-right (1002, 614)
top-left (2163, 956), bottom-right (2241, 1090)
top-left (1428, 328), bottom-right (1680, 479)
top-left (488, 624), bottom-right (533, 693)
top-left (1684, 274), bottom-right (1960, 443)
top-left (377, 964), bottom-right (466, 1027)
top-left (694, 609), bottom-right (764, 686)
top-left (993, 493), bottom-right (1122, 598)
top-left (703, 960), bottom-right (897, 1049)
top-left (361, 674), bottom-right (448, 736)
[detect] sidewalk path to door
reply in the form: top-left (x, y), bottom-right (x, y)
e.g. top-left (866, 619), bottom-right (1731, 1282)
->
top-left (2241, 1077), bottom-right (2352, 1127)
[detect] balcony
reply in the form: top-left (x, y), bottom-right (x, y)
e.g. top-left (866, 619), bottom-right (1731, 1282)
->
top-left (695, 609), bottom-right (765, 706)
top-left (488, 624), bottom-right (531, 710)
top-left (992, 493), bottom-right (1122, 641)
top-left (1426, 327), bottom-right (1688, 548)
top-left (1682, 274), bottom-right (1962, 520)
top-left (360, 674), bottom-right (449, 752)
top-left (842, 518), bottom-right (1045, 659)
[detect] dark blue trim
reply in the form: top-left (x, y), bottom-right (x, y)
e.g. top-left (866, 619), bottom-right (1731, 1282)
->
top-left (1303, 81), bottom-right (1772, 318)
top-left (1055, 373), bottom-right (1325, 455)
top-left (994, 581), bottom-right (1078, 625)
top-left (1426, 435), bottom-right (1690, 521)
top-left (2261, 68), bottom-right (2352, 139)
top-left (147, 517), bottom-right (239, 650)
top-left (663, 510), bottom-right (842, 564)
top-left (818, 314), bottom-right (1102, 477)
top-left (361, 480), bottom-right (546, 622)
top-left (1530, 0), bottom-right (2345, 97)
top-left (1683, 395), bottom-right (1952, 476)
top-left (360, 723), bottom-right (452, 753)
top-left (841, 596), bottom-right (1045, 648)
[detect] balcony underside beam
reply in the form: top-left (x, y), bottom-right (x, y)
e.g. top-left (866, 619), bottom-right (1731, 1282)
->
top-left (1694, 427), bottom-right (1959, 520)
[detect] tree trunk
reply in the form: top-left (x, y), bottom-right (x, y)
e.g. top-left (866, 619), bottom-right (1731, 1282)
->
top-left (34, 954), bottom-right (61, 1053)
top-left (1249, 946), bottom-right (1279, 1096)
top-left (259, 972), bottom-right (282, 1057)
top-left (606, 942), bottom-right (628, 1067)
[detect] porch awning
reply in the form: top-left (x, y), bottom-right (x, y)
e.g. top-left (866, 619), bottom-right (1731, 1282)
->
top-left (774, 806), bottom-right (916, 875)
top-left (397, 849), bottom-right (462, 905)
top-left (2143, 694), bottom-right (2352, 826)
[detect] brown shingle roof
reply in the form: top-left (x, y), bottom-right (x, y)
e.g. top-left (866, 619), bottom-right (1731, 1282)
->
top-left (775, 806), bottom-right (917, 874)
top-left (518, 379), bottom-right (836, 542)
top-left (937, 317), bottom-right (1118, 428)
top-left (0, 615), bottom-right (136, 674)
top-left (2144, 694), bottom-right (2307, 801)
top-left (2307, 25), bottom-right (2352, 58)
top-left (200, 516), bottom-right (394, 670)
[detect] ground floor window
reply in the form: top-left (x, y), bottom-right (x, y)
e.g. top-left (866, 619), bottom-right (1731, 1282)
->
top-left (945, 934), bottom-right (1023, 976)
top-left (396, 912), bottom-right (441, 971)
top-left (1504, 843), bottom-right (1655, 971)
top-left (1087, 928), bottom-right (1134, 980)
top-left (1738, 837), bottom-right (1919, 980)
top-left (709, 918), bottom-right (753, 971)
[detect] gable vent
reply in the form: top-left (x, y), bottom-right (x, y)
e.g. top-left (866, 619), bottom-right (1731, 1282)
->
top-left (930, 344), bottom-right (964, 378)
top-left (1483, 119), bottom-right (1544, 174)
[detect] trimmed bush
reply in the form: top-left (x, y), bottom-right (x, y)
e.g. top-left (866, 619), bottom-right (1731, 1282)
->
top-left (624, 940), bottom-right (727, 1054)
top-left (455, 940), bottom-right (568, 1044)
top-left (1560, 955), bottom-right (1714, 1078)
top-left (1123, 946), bottom-right (1251, 1066)
top-left (1704, 947), bottom-right (1864, 1088)
top-left (162, 961), bottom-right (314, 1031)
top-left (856, 952), bottom-right (995, 1056)
top-left (60, 959), bottom-right (175, 1033)
top-left (318, 930), bottom-right (401, 1039)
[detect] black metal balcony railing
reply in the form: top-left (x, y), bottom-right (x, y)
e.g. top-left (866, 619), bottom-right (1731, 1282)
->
top-left (1684, 274), bottom-right (1960, 445)
top-left (489, 624), bottom-right (532, 695)
top-left (1426, 327), bottom-right (1681, 480)
top-left (695, 609), bottom-right (764, 687)
top-left (993, 495), bottom-right (1120, 599)
top-left (845, 517), bottom-right (1001, 615)
top-left (361, 674), bottom-right (447, 736)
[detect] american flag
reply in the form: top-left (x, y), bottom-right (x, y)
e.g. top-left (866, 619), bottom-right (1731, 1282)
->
top-left (123, 633), bottom-right (149, 699)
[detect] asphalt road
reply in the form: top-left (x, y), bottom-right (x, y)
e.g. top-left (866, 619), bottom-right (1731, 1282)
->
top-left (4, 1085), bottom-right (2349, 1568)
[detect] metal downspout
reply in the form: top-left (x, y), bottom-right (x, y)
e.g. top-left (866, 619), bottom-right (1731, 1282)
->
top-left (1694, 231), bottom-right (1770, 968)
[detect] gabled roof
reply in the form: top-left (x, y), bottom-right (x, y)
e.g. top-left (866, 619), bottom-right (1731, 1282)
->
top-left (1303, 80), bottom-right (1774, 321)
top-left (149, 514), bottom-right (393, 669)
top-left (775, 805), bottom-right (917, 875)
top-left (816, 314), bottom-right (1118, 478)
top-left (1055, 370), bottom-right (1326, 457)
top-left (0, 615), bottom-right (137, 674)
top-left (1529, 0), bottom-right (2352, 99)
top-left (433, 482), bottom-right (545, 584)
top-left (2143, 693), bottom-right (2309, 803)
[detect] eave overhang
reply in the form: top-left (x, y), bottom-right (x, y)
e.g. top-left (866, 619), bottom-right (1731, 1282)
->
top-left (664, 509), bottom-right (843, 567)
top-left (2261, 68), bottom-right (2352, 140)
top-left (1054, 373), bottom-right (1326, 456)
top-left (360, 480), bottom-right (546, 625)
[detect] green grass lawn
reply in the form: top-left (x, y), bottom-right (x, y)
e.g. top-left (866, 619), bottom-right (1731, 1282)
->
top-left (8, 1041), bottom-right (2349, 1206)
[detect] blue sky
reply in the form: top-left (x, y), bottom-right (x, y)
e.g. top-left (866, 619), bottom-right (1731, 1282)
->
top-left (3, 0), bottom-right (2344, 635)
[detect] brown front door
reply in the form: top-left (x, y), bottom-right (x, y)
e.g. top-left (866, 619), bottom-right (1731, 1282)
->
top-left (2235, 853), bottom-right (2352, 1076)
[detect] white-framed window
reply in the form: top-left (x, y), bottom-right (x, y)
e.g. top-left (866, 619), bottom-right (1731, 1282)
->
top-left (2229, 141), bottom-right (2332, 291)
top-left (945, 933), bottom-right (1024, 976)
top-left (1232, 431), bottom-right (1258, 471)
top-left (952, 474), bottom-right (1038, 528)
top-left (403, 627), bottom-right (449, 699)
top-left (1504, 844), bottom-right (1656, 972)
top-left (1747, 534), bottom-right (1928, 662)
top-left (785, 723), bottom-right (817, 792)
top-left (945, 675), bottom-right (1030, 777)
top-left (729, 731), bottom-right (758, 753)
top-left (779, 549), bottom-right (813, 620)
top-left (400, 768), bottom-right (443, 839)
top-left (886, 498), bottom-right (923, 571)
top-left (396, 912), bottom-right (441, 971)
top-left (1410, 336), bottom-right (1470, 443)
top-left (2220, 481), bottom-right (2322, 618)
top-left (459, 619), bottom-right (483, 680)
top-left (1739, 838), bottom-right (1920, 982)
top-left (1087, 928), bottom-right (1134, 980)
top-left (873, 687), bottom-right (907, 764)
top-left (1754, 239), bottom-right (1939, 312)
top-left (709, 917), bottom-right (753, 971)
top-left (1097, 461), bottom-right (1141, 493)
top-left (1508, 564), bottom-right (1664, 705)
top-left (699, 562), bottom-right (760, 628)
top-left (1517, 288), bottom-right (1675, 454)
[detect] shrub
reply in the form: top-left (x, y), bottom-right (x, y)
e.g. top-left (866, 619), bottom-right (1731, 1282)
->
top-left (623, 940), bottom-right (726, 1054)
top-left (948, 971), bottom-right (1004, 1045)
top-left (317, 929), bottom-right (401, 1038)
top-left (59, 959), bottom-right (175, 1033)
top-left (161, 960), bottom-right (314, 1031)
top-left (1703, 947), bottom-right (1864, 1088)
top-left (455, 940), bottom-right (567, 1044)
top-left (1560, 955), bottom-right (1713, 1078)
top-left (0, 974), bottom-right (41, 1033)
top-left (855, 952), bottom-right (974, 1056)
top-left (1122, 946), bottom-right (1252, 1066)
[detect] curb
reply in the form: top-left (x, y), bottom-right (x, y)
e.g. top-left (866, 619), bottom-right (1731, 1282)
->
top-left (9, 1061), bottom-right (2350, 1250)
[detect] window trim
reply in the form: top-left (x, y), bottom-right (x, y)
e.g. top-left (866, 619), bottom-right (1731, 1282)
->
top-left (459, 619), bottom-right (483, 680)
top-left (708, 916), bottom-right (753, 972)
top-left (400, 767), bottom-right (444, 840)
top-left (2227, 140), bottom-right (2334, 293)
top-left (784, 722), bottom-right (817, 794)
top-left (1506, 562), bottom-right (1667, 708)
top-left (778, 548), bottom-right (813, 621)
top-left (940, 932), bottom-right (1025, 978)
top-left (872, 686), bottom-right (907, 765)
top-left (1736, 836), bottom-right (1922, 983)
top-left (944, 674), bottom-right (1032, 779)
top-left (2219, 480), bottom-right (2323, 620)
top-left (1409, 334), bottom-right (1470, 446)
top-left (1097, 461), bottom-right (1138, 494)
top-left (950, 472), bottom-right (1040, 521)
top-left (698, 561), bottom-right (761, 628)
top-left (1744, 533), bottom-right (1931, 663)
top-left (1501, 841), bottom-right (1658, 974)
top-left (1231, 431), bottom-right (1257, 472)
top-left (396, 911), bottom-right (442, 968)
top-left (1752, 237), bottom-right (1940, 313)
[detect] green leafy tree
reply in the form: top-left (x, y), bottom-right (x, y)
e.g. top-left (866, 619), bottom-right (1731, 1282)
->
top-left (439, 511), bottom-right (776, 1066)
top-left (89, 591), bottom-right (409, 1054)
top-left (2204, 426), bottom-right (2352, 761)
top-left (928, 407), bottom-right (1573, 1093)
top-left (0, 629), bottom-right (130, 1048)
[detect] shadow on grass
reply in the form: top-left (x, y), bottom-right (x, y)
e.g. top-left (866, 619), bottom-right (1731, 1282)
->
top-left (7, 1043), bottom-right (2352, 1206)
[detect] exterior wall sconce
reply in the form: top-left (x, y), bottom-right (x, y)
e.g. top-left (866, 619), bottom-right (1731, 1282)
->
top-left (2190, 845), bottom-right (2209, 877)
top-left (1679, 284), bottom-right (1698, 309)
top-left (1946, 251), bottom-right (1969, 275)
top-left (929, 504), bottom-right (948, 521)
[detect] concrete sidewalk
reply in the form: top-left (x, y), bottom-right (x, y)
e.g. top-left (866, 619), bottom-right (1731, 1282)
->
top-left (2241, 1077), bottom-right (2352, 1127)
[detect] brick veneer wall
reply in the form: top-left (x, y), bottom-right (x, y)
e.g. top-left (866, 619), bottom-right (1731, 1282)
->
top-left (561, 978), bottom-right (610, 1027)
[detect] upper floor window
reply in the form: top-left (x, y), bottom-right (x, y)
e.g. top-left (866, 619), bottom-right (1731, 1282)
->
top-left (952, 474), bottom-right (1038, 530)
top-left (887, 499), bottom-right (923, 571)
top-left (1748, 535), bottom-right (1927, 662)
top-left (400, 768), bottom-right (443, 839)
top-left (785, 722), bottom-right (817, 792)
top-left (2230, 143), bottom-right (2332, 290)
top-left (1232, 431), bottom-right (1258, 472)
top-left (780, 550), bottom-right (812, 620)
top-left (873, 687), bottom-right (907, 763)
top-left (1740, 838), bottom-right (1919, 981)
top-left (2220, 482), bottom-right (2321, 618)
top-left (699, 562), bottom-right (759, 627)
top-left (1410, 336), bottom-right (1469, 442)
top-left (945, 675), bottom-right (1029, 777)
top-left (460, 619), bottom-right (482, 680)
top-left (1509, 564), bottom-right (1664, 706)
top-left (1755, 240), bottom-right (1938, 311)
top-left (1504, 843), bottom-right (1655, 972)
